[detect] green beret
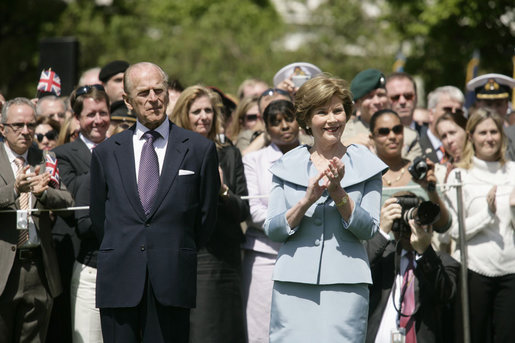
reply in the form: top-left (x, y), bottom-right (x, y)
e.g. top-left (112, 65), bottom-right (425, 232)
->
top-left (350, 69), bottom-right (386, 101)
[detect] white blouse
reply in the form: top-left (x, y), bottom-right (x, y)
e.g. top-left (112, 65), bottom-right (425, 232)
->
top-left (445, 157), bottom-right (515, 276)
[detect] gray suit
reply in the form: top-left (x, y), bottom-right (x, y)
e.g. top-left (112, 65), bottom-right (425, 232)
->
top-left (0, 143), bottom-right (74, 341)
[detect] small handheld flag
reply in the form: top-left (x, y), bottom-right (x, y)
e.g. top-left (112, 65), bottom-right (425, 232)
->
top-left (43, 151), bottom-right (60, 189)
top-left (37, 68), bottom-right (61, 97)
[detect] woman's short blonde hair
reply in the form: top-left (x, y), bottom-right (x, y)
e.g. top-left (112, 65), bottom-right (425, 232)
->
top-left (170, 85), bottom-right (223, 143)
top-left (456, 107), bottom-right (507, 169)
top-left (294, 74), bottom-right (353, 135)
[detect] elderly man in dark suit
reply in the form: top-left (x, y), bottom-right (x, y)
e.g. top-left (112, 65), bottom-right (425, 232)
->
top-left (0, 97), bottom-right (73, 342)
top-left (366, 193), bottom-right (460, 343)
top-left (90, 62), bottom-right (220, 343)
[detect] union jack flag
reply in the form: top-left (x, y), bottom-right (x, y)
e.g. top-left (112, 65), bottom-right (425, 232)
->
top-left (37, 69), bottom-right (61, 96)
top-left (44, 152), bottom-right (60, 189)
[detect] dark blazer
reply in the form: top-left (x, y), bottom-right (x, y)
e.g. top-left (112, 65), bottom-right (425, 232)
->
top-left (0, 143), bottom-right (74, 297)
top-left (366, 232), bottom-right (460, 343)
top-left (53, 138), bottom-right (91, 197)
top-left (90, 121), bottom-right (220, 309)
top-left (208, 144), bottom-right (249, 263)
top-left (505, 125), bottom-right (515, 161)
top-left (53, 138), bottom-right (98, 267)
top-left (419, 130), bottom-right (439, 163)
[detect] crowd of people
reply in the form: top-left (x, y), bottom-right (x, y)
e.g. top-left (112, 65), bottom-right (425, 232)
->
top-left (0, 59), bottom-right (515, 343)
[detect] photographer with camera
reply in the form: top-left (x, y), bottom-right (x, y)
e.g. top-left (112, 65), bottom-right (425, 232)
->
top-left (366, 192), bottom-right (460, 343)
top-left (370, 109), bottom-right (452, 235)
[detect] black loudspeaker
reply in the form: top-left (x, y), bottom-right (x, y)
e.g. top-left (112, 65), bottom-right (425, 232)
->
top-left (39, 37), bottom-right (79, 96)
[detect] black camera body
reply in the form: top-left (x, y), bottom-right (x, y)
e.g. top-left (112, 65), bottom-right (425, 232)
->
top-left (408, 156), bottom-right (436, 192)
top-left (391, 195), bottom-right (441, 235)
top-left (408, 156), bottom-right (428, 180)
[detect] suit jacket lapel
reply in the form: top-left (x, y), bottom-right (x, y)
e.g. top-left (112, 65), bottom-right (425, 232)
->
top-left (0, 143), bottom-right (15, 185)
top-left (148, 123), bottom-right (188, 218)
top-left (113, 129), bottom-right (146, 220)
top-left (72, 139), bottom-right (92, 166)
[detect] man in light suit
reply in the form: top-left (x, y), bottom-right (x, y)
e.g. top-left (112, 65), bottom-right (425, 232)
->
top-left (90, 62), bottom-right (220, 343)
top-left (0, 97), bottom-right (73, 342)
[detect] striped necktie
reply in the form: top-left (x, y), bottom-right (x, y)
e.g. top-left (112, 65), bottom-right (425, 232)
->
top-left (14, 157), bottom-right (30, 247)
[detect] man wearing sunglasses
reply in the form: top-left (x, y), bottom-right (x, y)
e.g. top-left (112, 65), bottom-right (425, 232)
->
top-left (342, 69), bottom-right (422, 161)
top-left (51, 83), bottom-right (111, 343)
top-left (0, 97), bottom-right (73, 342)
top-left (423, 86), bottom-right (465, 163)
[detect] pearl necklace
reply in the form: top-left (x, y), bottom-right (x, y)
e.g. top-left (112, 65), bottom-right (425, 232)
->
top-left (382, 168), bottom-right (406, 186)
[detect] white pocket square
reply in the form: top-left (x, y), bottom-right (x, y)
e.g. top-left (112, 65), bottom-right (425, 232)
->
top-left (178, 169), bottom-right (195, 176)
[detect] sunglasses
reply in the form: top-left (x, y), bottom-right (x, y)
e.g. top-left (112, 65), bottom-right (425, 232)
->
top-left (375, 124), bottom-right (403, 136)
top-left (442, 107), bottom-right (464, 116)
top-left (245, 114), bottom-right (259, 122)
top-left (389, 93), bottom-right (414, 102)
top-left (35, 130), bottom-right (57, 142)
top-left (259, 88), bottom-right (292, 100)
top-left (75, 84), bottom-right (105, 97)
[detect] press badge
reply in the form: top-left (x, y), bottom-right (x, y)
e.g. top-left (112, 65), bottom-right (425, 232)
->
top-left (391, 328), bottom-right (406, 343)
top-left (16, 210), bottom-right (28, 230)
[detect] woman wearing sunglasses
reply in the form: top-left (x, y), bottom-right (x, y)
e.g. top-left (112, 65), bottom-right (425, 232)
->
top-left (369, 109), bottom-right (451, 232)
top-left (34, 116), bottom-right (60, 151)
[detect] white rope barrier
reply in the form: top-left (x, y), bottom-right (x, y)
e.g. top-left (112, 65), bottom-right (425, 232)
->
top-left (1, 181), bottom-right (513, 213)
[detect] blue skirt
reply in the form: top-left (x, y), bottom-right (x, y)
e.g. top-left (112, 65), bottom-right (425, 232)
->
top-left (270, 281), bottom-right (369, 343)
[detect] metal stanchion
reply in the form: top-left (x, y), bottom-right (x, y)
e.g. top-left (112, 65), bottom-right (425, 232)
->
top-left (455, 171), bottom-right (470, 343)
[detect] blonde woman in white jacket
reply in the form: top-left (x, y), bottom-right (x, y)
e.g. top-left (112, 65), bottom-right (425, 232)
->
top-left (445, 108), bottom-right (515, 343)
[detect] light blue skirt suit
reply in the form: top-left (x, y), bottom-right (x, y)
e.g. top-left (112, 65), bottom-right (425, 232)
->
top-left (264, 144), bottom-right (388, 343)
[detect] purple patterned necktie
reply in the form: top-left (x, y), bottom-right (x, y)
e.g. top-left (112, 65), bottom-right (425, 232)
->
top-left (138, 131), bottom-right (161, 216)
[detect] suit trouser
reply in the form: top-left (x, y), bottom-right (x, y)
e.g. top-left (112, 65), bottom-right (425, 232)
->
top-left (0, 256), bottom-right (53, 343)
top-left (99, 274), bottom-right (190, 343)
top-left (71, 261), bottom-right (103, 343)
top-left (468, 270), bottom-right (515, 343)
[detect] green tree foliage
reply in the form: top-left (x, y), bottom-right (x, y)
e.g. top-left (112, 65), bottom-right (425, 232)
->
top-left (1, 0), bottom-right (512, 100)
top-left (42, 0), bottom-right (287, 96)
top-left (386, 0), bottom-right (514, 92)
top-left (0, 0), bottom-right (67, 97)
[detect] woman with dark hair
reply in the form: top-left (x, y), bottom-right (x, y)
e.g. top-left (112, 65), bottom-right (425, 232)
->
top-left (264, 75), bottom-right (387, 342)
top-left (242, 99), bottom-right (300, 342)
top-left (170, 85), bottom-right (248, 343)
top-left (445, 108), bottom-right (515, 343)
top-left (34, 116), bottom-right (60, 150)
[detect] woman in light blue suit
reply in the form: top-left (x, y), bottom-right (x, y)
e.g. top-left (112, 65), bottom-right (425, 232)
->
top-left (264, 75), bottom-right (387, 342)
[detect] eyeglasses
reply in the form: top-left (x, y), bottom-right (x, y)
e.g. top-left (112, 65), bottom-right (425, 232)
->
top-left (442, 107), bottom-right (464, 116)
top-left (245, 114), bottom-right (259, 122)
top-left (75, 84), bottom-right (105, 97)
top-left (375, 124), bottom-right (403, 136)
top-left (35, 130), bottom-right (57, 142)
top-left (3, 122), bottom-right (37, 132)
top-left (259, 88), bottom-right (292, 100)
top-left (389, 93), bottom-right (415, 102)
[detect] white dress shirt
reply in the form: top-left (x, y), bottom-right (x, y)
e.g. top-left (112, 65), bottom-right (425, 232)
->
top-left (133, 120), bottom-right (169, 182)
top-left (375, 249), bottom-right (419, 343)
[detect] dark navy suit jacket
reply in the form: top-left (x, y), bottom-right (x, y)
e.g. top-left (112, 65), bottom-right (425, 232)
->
top-left (90, 121), bottom-right (220, 309)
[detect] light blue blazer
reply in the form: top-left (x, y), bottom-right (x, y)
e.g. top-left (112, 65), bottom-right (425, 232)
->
top-left (264, 144), bottom-right (388, 285)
